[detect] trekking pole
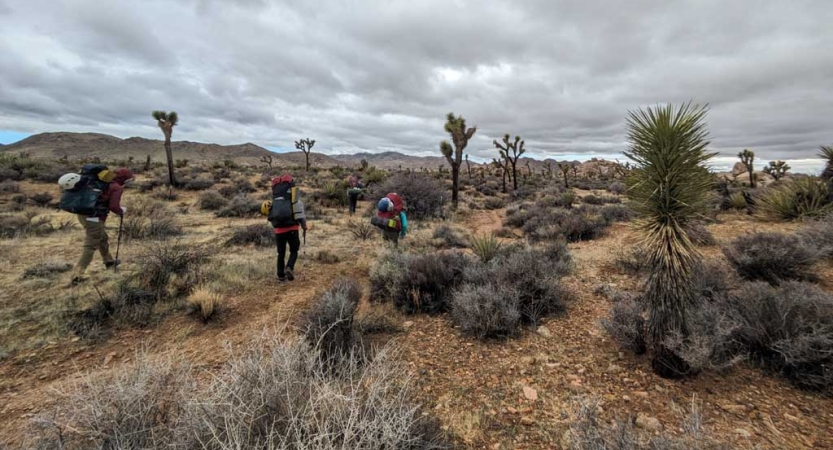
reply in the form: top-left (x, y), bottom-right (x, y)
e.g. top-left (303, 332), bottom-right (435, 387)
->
top-left (115, 214), bottom-right (123, 273)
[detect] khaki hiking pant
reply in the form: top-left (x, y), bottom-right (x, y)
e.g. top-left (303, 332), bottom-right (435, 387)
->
top-left (76, 215), bottom-right (114, 274)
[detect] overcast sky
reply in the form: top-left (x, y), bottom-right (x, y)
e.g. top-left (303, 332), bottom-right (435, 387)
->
top-left (1, 0), bottom-right (831, 171)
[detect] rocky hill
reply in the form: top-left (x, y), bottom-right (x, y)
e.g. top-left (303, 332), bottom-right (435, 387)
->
top-left (331, 152), bottom-right (467, 171)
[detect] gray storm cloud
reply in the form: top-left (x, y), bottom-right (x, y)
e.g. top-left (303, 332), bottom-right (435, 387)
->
top-left (0, 0), bottom-right (831, 171)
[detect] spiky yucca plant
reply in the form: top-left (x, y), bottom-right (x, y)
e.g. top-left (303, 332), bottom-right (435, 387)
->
top-left (470, 233), bottom-right (502, 262)
top-left (152, 110), bottom-right (179, 187)
top-left (624, 103), bottom-right (716, 378)
top-left (819, 145), bottom-right (833, 181)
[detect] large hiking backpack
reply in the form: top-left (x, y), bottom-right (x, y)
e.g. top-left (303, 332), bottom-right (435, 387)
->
top-left (58, 164), bottom-right (111, 216)
top-left (371, 193), bottom-right (404, 231)
top-left (268, 176), bottom-right (299, 228)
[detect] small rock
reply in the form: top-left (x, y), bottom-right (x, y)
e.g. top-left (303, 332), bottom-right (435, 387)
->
top-left (521, 356), bottom-right (536, 366)
top-left (622, 395), bottom-right (631, 402)
top-left (523, 386), bottom-right (538, 401)
top-left (568, 381), bottom-right (584, 392)
top-left (605, 364), bottom-right (623, 374)
top-left (784, 413), bottom-right (800, 423)
top-left (506, 407), bottom-right (519, 415)
top-left (402, 321), bottom-right (414, 330)
top-left (536, 326), bottom-right (551, 337)
top-left (735, 428), bottom-right (752, 438)
top-left (633, 391), bottom-right (649, 398)
top-left (721, 404), bottom-right (746, 415)
top-left (520, 416), bottom-right (536, 426)
top-left (635, 413), bottom-right (662, 432)
top-left (70, 337), bottom-right (80, 342)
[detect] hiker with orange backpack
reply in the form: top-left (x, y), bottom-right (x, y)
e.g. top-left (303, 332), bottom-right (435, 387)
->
top-left (371, 192), bottom-right (408, 246)
top-left (58, 165), bottom-right (134, 284)
top-left (261, 174), bottom-right (309, 282)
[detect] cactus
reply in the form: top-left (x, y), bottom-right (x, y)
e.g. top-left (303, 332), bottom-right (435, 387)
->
top-left (440, 112), bottom-right (477, 209)
top-left (492, 134), bottom-right (525, 191)
top-left (738, 149), bottom-right (756, 188)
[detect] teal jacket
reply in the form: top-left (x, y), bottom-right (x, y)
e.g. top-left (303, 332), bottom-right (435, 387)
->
top-left (399, 211), bottom-right (408, 238)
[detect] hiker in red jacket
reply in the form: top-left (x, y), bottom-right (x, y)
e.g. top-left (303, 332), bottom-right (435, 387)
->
top-left (73, 168), bottom-right (133, 283)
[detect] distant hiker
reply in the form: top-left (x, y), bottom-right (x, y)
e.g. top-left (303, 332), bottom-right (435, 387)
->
top-left (58, 165), bottom-right (134, 284)
top-left (262, 174), bottom-right (308, 282)
top-left (347, 175), bottom-right (364, 215)
top-left (371, 192), bottom-right (408, 246)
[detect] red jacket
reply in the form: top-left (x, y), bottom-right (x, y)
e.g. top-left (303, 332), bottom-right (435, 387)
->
top-left (97, 169), bottom-right (133, 220)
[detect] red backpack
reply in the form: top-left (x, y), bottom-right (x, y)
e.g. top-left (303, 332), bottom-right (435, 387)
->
top-left (372, 193), bottom-right (405, 231)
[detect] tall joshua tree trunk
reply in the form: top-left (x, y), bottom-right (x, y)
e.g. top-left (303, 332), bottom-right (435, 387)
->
top-left (440, 113), bottom-right (477, 209)
top-left (493, 134), bottom-right (525, 191)
top-left (152, 110), bottom-right (179, 187)
top-left (295, 138), bottom-right (316, 172)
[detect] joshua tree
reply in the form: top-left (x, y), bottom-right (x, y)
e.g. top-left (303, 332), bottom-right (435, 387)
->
top-left (144, 155), bottom-right (152, 172)
top-left (738, 149), bottom-right (756, 188)
top-left (525, 160), bottom-right (532, 177)
top-left (557, 162), bottom-right (571, 188)
top-left (360, 159), bottom-right (369, 171)
top-left (260, 154), bottom-right (274, 171)
top-left (571, 164), bottom-right (579, 179)
top-left (465, 154), bottom-right (472, 179)
top-left (492, 158), bottom-right (509, 193)
top-left (762, 160), bottom-right (790, 181)
top-left (295, 138), bottom-right (316, 172)
top-left (151, 110), bottom-right (179, 186)
top-left (440, 112), bottom-right (477, 209)
top-left (492, 134), bottom-right (525, 191)
top-left (624, 103), bottom-right (716, 379)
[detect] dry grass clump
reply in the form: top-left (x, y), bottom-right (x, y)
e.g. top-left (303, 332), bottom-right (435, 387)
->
top-left (186, 286), bottom-right (221, 322)
top-left (723, 232), bottom-right (820, 284)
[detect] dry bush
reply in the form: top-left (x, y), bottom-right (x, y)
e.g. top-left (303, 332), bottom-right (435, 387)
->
top-left (506, 203), bottom-right (610, 243)
top-left (215, 194), bottom-right (260, 218)
top-left (0, 180), bottom-right (20, 193)
top-left (30, 192), bottom-right (54, 207)
top-left (315, 250), bottom-right (341, 264)
top-left (224, 224), bottom-right (273, 247)
top-left (369, 251), bottom-right (470, 314)
top-left (302, 279), bottom-right (362, 365)
top-left (122, 216), bottom-right (183, 241)
top-left (723, 232), bottom-right (820, 284)
top-left (607, 181), bottom-right (626, 195)
top-left (371, 173), bottom-right (446, 220)
top-left (432, 224), bottom-right (468, 249)
top-left (483, 197), bottom-right (506, 210)
top-left (759, 177), bottom-right (832, 220)
top-left (33, 338), bottom-right (449, 450)
top-left (187, 286), bottom-right (221, 322)
top-left (451, 284), bottom-right (521, 339)
top-left (612, 245), bottom-right (650, 275)
top-left (197, 190), bottom-right (228, 211)
top-left (729, 281), bottom-right (833, 392)
top-left (0, 213), bottom-right (58, 239)
top-left (21, 262), bottom-right (73, 280)
top-left (581, 194), bottom-right (621, 205)
top-left (799, 217), bottom-right (833, 259)
top-left (685, 221), bottom-right (716, 246)
top-left (601, 296), bottom-right (647, 354)
top-left (350, 221), bottom-right (376, 241)
top-left (182, 177), bottom-right (214, 191)
top-left (599, 204), bottom-right (634, 223)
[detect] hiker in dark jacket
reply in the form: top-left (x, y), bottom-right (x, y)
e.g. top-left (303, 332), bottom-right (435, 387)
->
top-left (73, 168), bottom-right (133, 283)
top-left (347, 175), bottom-right (364, 215)
top-left (264, 174), bottom-right (309, 282)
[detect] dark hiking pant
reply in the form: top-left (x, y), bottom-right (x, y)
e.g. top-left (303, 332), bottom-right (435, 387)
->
top-left (275, 230), bottom-right (300, 279)
top-left (348, 194), bottom-right (359, 214)
top-left (76, 215), bottom-right (114, 274)
top-left (382, 229), bottom-right (400, 246)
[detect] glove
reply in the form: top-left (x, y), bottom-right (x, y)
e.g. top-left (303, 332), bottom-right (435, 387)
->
top-left (120, 206), bottom-right (127, 216)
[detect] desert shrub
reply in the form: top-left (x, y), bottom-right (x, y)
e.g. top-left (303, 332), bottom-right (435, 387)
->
top-left (477, 182), bottom-right (498, 197)
top-left (225, 224), bottom-right (273, 247)
top-left (599, 204), bottom-right (634, 223)
top-left (759, 177), bottom-right (832, 220)
top-left (573, 179), bottom-right (609, 190)
top-left (685, 221), bottom-right (715, 246)
top-left (133, 242), bottom-right (209, 302)
top-left (799, 218), bottom-right (833, 259)
top-left (197, 190), bottom-right (228, 211)
top-left (551, 211), bottom-right (609, 242)
top-left (34, 338), bottom-right (448, 450)
top-left (728, 192), bottom-right (747, 211)
top-left (507, 203), bottom-right (609, 243)
top-left (30, 192), bottom-right (54, 207)
top-left (457, 245), bottom-right (571, 329)
top-left (0, 180), bottom-right (20, 193)
top-left (451, 284), bottom-right (521, 339)
top-left (432, 224), bottom-right (468, 249)
top-left (302, 279), bottom-right (362, 365)
top-left (469, 233), bottom-right (502, 262)
top-left (370, 251), bottom-right (470, 314)
top-left (315, 250), bottom-right (341, 264)
top-left (607, 181), bottom-right (626, 195)
top-left (483, 197), bottom-right (505, 210)
top-left (0, 213), bottom-right (56, 239)
top-left (581, 194), bottom-right (620, 205)
top-left (600, 296), bottom-right (647, 354)
top-left (723, 232), bottom-right (820, 284)
top-left (21, 262), bottom-right (73, 279)
top-left (350, 221), bottom-right (376, 241)
top-left (363, 166), bottom-right (389, 186)
top-left (729, 281), bottom-right (833, 392)
top-left (612, 245), bottom-right (650, 275)
top-left (186, 286), bottom-right (221, 322)
top-left (371, 173), bottom-right (446, 220)
top-left (152, 189), bottom-right (180, 202)
top-left (509, 184), bottom-right (538, 201)
top-left (215, 194), bottom-right (260, 218)
top-left (182, 177), bottom-right (215, 191)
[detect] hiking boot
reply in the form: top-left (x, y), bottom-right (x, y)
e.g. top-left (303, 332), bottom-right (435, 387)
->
top-left (286, 268), bottom-right (295, 281)
top-left (277, 276), bottom-right (287, 283)
top-left (105, 259), bottom-right (121, 269)
top-left (71, 276), bottom-right (87, 286)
